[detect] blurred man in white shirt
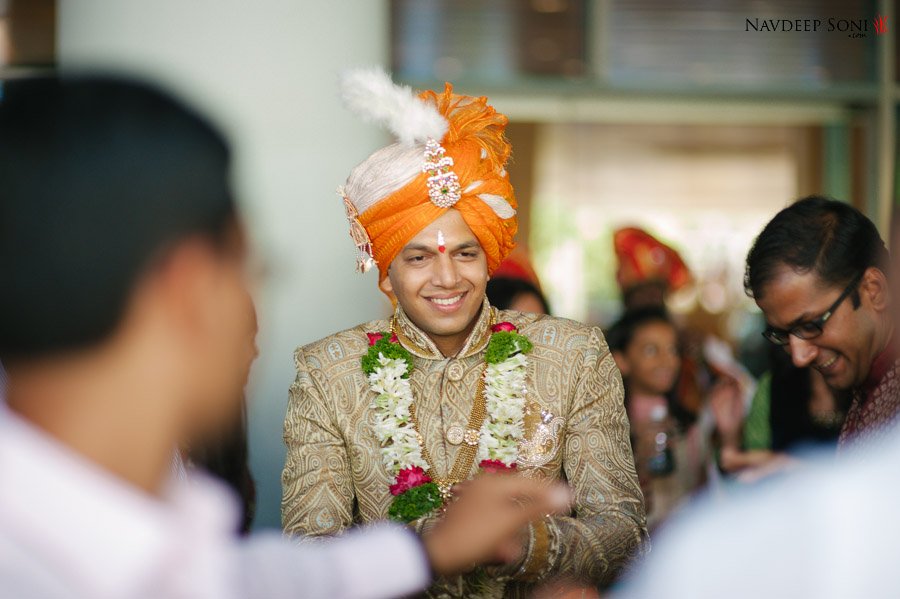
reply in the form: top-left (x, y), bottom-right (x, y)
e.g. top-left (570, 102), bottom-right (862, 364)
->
top-left (614, 433), bottom-right (900, 599)
top-left (0, 75), bottom-right (568, 599)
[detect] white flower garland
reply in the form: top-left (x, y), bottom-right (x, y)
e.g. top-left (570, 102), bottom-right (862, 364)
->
top-left (477, 352), bottom-right (528, 466)
top-left (368, 351), bottom-right (528, 474)
top-left (368, 355), bottom-right (428, 474)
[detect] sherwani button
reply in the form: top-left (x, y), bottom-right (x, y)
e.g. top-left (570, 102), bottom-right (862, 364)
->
top-left (447, 361), bottom-right (464, 382)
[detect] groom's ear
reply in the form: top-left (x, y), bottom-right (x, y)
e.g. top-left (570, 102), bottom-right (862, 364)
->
top-left (380, 273), bottom-right (393, 295)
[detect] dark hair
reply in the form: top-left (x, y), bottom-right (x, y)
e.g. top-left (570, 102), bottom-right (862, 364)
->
top-left (0, 75), bottom-right (236, 363)
top-left (486, 277), bottom-right (551, 314)
top-left (189, 398), bottom-right (256, 535)
top-left (745, 195), bottom-right (889, 303)
top-left (606, 306), bottom-right (674, 354)
top-left (621, 280), bottom-right (667, 311)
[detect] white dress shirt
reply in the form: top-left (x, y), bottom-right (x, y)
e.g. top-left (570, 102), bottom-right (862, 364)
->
top-left (0, 405), bottom-right (430, 599)
top-left (615, 431), bottom-right (900, 599)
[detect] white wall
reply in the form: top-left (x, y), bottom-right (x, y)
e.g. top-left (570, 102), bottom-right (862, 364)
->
top-left (58, 0), bottom-right (392, 529)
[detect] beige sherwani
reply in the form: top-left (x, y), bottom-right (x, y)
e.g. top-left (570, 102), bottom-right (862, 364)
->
top-left (282, 301), bottom-right (648, 597)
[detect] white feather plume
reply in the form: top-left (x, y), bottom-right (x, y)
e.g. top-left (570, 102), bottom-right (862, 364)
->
top-left (340, 66), bottom-right (448, 146)
top-left (479, 194), bottom-right (517, 219)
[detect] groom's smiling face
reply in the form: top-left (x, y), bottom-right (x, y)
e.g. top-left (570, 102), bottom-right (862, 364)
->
top-left (380, 209), bottom-right (488, 355)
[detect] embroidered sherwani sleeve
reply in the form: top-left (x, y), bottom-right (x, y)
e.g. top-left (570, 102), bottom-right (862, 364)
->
top-left (281, 347), bottom-right (355, 536)
top-left (540, 326), bottom-right (649, 585)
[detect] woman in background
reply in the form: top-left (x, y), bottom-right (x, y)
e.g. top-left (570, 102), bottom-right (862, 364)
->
top-left (486, 277), bottom-right (550, 315)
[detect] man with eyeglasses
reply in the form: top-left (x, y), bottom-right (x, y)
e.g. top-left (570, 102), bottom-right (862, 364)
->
top-left (745, 195), bottom-right (898, 450)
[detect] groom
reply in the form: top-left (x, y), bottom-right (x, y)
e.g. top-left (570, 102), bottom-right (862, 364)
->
top-left (282, 69), bottom-right (648, 597)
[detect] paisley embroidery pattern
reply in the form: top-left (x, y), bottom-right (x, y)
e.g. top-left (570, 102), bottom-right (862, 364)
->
top-left (518, 405), bottom-right (566, 469)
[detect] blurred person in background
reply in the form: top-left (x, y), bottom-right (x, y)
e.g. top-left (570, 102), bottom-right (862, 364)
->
top-left (486, 248), bottom-right (551, 314)
top-left (610, 202), bottom-right (900, 599)
top-left (0, 74), bottom-right (572, 599)
top-left (712, 344), bottom-right (850, 483)
top-left (281, 68), bottom-right (647, 597)
top-left (614, 227), bottom-right (715, 422)
top-left (745, 196), bottom-right (897, 450)
top-left (607, 307), bottom-right (714, 530)
top-left (613, 422), bottom-right (900, 599)
top-left (613, 228), bottom-right (755, 503)
top-left (614, 227), bottom-right (692, 313)
top-left (486, 276), bottom-right (549, 314)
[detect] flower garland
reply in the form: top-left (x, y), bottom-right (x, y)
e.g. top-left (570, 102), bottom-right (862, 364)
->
top-left (362, 322), bottom-right (533, 523)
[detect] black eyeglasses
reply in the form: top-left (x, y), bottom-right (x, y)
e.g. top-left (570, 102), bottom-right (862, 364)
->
top-left (762, 273), bottom-right (863, 346)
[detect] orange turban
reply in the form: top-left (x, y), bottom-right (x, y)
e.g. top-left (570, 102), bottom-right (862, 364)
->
top-left (357, 84), bottom-right (518, 284)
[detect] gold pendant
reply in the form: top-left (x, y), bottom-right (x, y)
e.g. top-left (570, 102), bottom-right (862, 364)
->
top-left (437, 480), bottom-right (456, 501)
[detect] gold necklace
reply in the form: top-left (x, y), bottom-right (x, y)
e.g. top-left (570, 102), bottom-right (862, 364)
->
top-left (391, 312), bottom-right (494, 501)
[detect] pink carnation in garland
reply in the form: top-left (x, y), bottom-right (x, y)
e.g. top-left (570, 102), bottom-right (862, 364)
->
top-left (479, 459), bottom-right (517, 473)
top-left (367, 332), bottom-right (399, 346)
top-left (491, 322), bottom-right (517, 333)
top-left (390, 466), bottom-right (432, 496)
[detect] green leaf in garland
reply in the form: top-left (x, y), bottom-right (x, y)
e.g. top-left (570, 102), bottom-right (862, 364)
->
top-left (387, 482), bottom-right (443, 523)
top-left (485, 331), bottom-right (534, 364)
top-left (361, 333), bottom-right (414, 378)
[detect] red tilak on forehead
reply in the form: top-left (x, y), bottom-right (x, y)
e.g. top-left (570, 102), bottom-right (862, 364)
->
top-left (438, 230), bottom-right (446, 253)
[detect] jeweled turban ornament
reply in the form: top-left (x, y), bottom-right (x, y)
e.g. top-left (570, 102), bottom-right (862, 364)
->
top-left (422, 138), bottom-right (461, 208)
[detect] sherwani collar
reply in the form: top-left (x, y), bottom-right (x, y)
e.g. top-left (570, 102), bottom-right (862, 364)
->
top-left (393, 297), bottom-right (494, 360)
